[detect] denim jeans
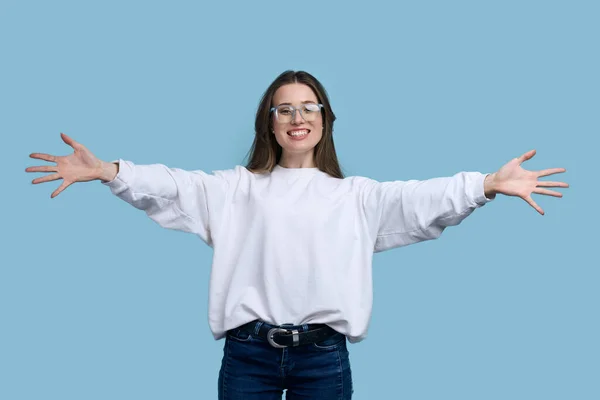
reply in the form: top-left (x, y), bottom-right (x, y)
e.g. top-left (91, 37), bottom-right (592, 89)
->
top-left (218, 322), bottom-right (353, 399)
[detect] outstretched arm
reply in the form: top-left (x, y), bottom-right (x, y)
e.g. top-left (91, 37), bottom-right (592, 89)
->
top-left (26, 132), bottom-right (231, 245)
top-left (361, 150), bottom-right (568, 253)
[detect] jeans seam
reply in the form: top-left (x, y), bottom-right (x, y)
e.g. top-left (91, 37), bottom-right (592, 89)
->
top-left (280, 348), bottom-right (286, 376)
top-left (335, 347), bottom-right (344, 399)
top-left (221, 339), bottom-right (230, 400)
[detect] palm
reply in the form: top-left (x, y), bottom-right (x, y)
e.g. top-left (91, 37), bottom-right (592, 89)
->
top-left (26, 133), bottom-right (102, 198)
top-left (492, 150), bottom-right (568, 215)
top-left (58, 145), bottom-right (101, 182)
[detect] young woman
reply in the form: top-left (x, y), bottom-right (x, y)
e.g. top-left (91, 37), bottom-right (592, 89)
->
top-left (26, 70), bottom-right (568, 400)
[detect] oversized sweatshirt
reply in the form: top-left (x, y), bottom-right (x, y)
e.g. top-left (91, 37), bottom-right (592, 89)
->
top-left (103, 160), bottom-right (493, 343)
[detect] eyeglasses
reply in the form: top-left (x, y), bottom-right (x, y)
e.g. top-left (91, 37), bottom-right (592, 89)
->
top-left (270, 103), bottom-right (323, 123)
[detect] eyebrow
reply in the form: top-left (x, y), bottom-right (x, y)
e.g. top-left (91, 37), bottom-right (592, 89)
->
top-left (275, 100), bottom-right (318, 106)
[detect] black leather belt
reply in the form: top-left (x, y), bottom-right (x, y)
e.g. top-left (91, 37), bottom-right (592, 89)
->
top-left (237, 320), bottom-right (338, 348)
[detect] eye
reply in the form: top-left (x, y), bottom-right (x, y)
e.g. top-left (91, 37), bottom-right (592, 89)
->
top-left (278, 106), bottom-right (293, 115)
top-left (303, 104), bottom-right (320, 113)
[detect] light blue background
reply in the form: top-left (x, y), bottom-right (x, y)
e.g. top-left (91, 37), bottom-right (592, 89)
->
top-left (2, 0), bottom-right (597, 399)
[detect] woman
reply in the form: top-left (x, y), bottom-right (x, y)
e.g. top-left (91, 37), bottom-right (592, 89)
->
top-left (26, 70), bottom-right (568, 399)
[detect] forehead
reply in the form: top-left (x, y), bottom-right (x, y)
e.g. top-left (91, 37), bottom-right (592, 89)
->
top-left (273, 83), bottom-right (318, 105)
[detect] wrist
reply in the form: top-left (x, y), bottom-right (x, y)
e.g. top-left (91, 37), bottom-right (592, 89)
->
top-left (98, 160), bottom-right (119, 182)
top-left (484, 173), bottom-right (497, 199)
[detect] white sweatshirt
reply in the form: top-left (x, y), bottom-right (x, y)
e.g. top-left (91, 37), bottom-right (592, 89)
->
top-left (103, 160), bottom-right (493, 343)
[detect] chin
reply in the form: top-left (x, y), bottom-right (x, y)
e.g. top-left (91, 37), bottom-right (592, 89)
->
top-left (285, 141), bottom-right (319, 152)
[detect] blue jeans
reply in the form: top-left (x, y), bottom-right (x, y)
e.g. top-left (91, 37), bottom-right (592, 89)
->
top-left (218, 322), bottom-right (353, 399)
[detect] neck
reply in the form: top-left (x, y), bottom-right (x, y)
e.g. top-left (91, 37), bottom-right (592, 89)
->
top-left (278, 151), bottom-right (316, 169)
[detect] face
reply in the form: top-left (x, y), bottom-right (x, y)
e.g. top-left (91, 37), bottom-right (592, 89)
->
top-left (271, 83), bottom-right (323, 163)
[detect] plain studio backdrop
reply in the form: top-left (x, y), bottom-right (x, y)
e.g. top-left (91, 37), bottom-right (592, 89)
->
top-left (1, 1), bottom-right (597, 399)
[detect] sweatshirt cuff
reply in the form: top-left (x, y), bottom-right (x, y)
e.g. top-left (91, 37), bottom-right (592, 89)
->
top-left (101, 159), bottom-right (134, 195)
top-left (471, 172), bottom-right (495, 206)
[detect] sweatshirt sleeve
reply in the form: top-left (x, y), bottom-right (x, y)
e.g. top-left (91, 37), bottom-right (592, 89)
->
top-left (359, 171), bottom-right (494, 253)
top-left (101, 159), bottom-right (232, 246)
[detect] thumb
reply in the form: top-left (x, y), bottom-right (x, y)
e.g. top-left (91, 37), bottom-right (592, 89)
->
top-left (518, 149), bottom-right (536, 164)
top-left (60, 132), bottom-right (78, 149)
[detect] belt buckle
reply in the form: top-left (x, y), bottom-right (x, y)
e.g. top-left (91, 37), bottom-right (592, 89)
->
top-left (267, 328), bottom-right (292, 348)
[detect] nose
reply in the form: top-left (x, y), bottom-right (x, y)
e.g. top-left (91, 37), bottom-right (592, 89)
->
top-left (291, 108), bottom-right (305, 124)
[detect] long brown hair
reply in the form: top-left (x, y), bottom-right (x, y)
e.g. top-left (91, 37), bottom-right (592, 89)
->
top-left (245, 70), bottom-right (344, 178)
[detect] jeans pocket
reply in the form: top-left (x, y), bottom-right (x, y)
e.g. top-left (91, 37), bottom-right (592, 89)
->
top-left (227, 328), bottom-right (253, 343)
top-left (312, 332), bottom-right (346, 350)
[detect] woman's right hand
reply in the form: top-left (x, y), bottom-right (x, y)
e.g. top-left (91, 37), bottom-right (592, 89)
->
top-left (26, 133), bottom-right (117, 198)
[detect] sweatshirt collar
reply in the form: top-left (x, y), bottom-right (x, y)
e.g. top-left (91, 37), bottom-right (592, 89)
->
top-left (272, 164), bottom-right (322, 176)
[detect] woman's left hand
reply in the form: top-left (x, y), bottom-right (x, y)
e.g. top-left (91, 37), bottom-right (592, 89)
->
top-left (484, 149), bottom-right (568, 215)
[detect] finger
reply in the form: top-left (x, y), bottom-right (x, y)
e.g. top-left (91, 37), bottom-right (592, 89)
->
top-left (533, 188), bottom-right (563, 197)
top-left (51, 180), bottom-right (71, 198)
top-left (25, 165), bottom-right (58, 173)
top-left (32, 173), bottom-right (61, 184)
top-left (524, 195), bottom-right (544, 215)
top-left (518, 149), bottom-right (536, 164)
top-left (29, 153), bottom-right (57, 163)
top-left (60, 132), bottom-right (79, 148)
top-left (537, 168), bottom-right (566, 177)
top-left (536, 181), bottom-right (569, 188)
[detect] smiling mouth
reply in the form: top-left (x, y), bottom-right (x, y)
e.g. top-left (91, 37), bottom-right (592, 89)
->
top-left (287, 129), bottom-right (310, 138)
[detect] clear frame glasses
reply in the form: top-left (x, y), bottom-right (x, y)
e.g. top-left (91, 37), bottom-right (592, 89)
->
top-left (270, 103), bottom-right (323, 123)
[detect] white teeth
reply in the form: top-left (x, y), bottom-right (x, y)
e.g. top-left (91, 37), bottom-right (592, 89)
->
top-left (289, 130), bottom-right (309, 137)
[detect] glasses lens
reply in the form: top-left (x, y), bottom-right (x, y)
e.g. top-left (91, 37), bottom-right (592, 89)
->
top-left (276, 105), bottom-right (294, 123)
top-left (301, 104), bottom-right (320, 121)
